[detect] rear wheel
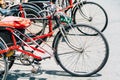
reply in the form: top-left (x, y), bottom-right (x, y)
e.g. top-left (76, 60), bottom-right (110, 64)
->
top-left (0, 38), bottom-right (9, 80)
top-left (53, 24), bottom-right (109, 76)
top-left (0, 55), bottom-right (8, 80)
top-left (12, 7), bottom-right (48, 65)
top-left (0, 31), bottom-right (15, 73)
top-left (12, 7), bottom-right (45, 36)
top-left (55, 0), bottom-right (69, 8)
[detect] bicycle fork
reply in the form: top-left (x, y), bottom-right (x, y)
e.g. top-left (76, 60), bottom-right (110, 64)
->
top-left (59, 24), bottom-right (84, 53)
top-left (75, 1), bottom-right (92, 21)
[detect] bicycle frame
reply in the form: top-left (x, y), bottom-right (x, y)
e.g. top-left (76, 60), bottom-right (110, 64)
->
top-left (0, 0), bottom-right (74, 61)
top-left (0, 17), bottom-right (53, 61)
top-left (73, 0), bottom-right (91, 21)
top-left (64, 0), bottom-right (91, 21)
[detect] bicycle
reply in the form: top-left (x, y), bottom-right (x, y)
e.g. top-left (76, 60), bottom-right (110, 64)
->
top-left (11, 0), bottom-right (108, 32)
top-left (2, 0), bottom-right (108, 32)
top-left (55, 0), bottom-right (108, 32)
top-left (0, 2), bottom-right (109, 79)
top-left (1, 0), bottom-right (109, 69)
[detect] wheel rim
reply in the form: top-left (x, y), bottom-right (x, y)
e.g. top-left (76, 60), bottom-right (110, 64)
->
top-left (55, 25), bottom-right (109, 76)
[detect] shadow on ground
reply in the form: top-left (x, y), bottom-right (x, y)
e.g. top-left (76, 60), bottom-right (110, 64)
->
top-left (44, 70), bottom-right (102, 77)
top-left (6, 69), bottom-right (102, 80)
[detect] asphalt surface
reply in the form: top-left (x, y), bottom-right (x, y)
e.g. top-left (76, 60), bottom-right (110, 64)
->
top-left (5, 0), bottom-right (120, 80)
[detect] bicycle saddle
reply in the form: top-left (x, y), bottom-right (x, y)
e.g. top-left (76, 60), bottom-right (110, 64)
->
top-left (0, 16), bottom-right (31, 29)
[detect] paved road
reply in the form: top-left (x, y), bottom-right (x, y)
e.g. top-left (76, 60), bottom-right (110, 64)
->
top-left (6, 0), bottom-right (120, 80)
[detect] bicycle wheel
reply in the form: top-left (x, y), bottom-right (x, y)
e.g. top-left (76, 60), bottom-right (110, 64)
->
top-left (0, 55), bottom-right (8, 80)
top-left (55, 0), bottom-right (69, 8)
top-left (53, 24), bottom-right (109, 76)
top-left (0, 38), bottom-right (9, 80)
top-left (11, 7), bottom-right (46, 36)
top-left (12, 7), bottom-right (48, 65)
top-left (24, 8), bottom-right (47, 36)
top-left (72, 1), bottom-right (108, 32)
top-left (0, 31), bottom-right (15, 72)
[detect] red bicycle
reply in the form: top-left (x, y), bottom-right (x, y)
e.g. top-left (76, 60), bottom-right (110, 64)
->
top-left (0, 2), bottom-right (109, 80)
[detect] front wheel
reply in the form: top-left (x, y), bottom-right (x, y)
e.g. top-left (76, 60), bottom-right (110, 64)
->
top-left (53, 24), bottom-right (109, 76)
top-left (72, 2), bottom-right (108, 32)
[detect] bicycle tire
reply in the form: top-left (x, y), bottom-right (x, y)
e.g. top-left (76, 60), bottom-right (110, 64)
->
top-left (0, 31), bottom-right (15, 72)
top-left (53, 24), bottom-right (109, 76)
top-left (55, 0), bottom-right (70, 8)
top-left (0, 38), bottom-right (9, 80)
top-left (22, 8), bottom-right (46, 36)
top-left (11, 6), bottom-right (48, 65)
top-left (11, 5), bottom-right (46, 36)
top-left (72, 1), bottom-right (108, 32)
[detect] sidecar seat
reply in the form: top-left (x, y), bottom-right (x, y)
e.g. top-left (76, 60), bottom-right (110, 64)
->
top-left (0, 16), bottom-right (31, 29)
